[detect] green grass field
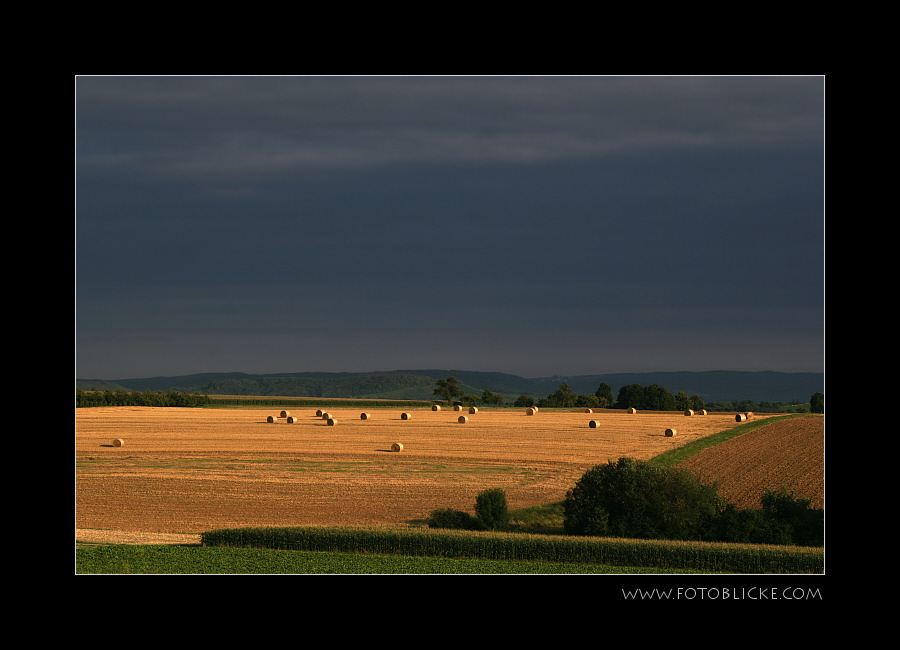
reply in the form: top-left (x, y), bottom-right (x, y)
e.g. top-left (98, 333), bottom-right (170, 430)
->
top-left (75, 543), bottom-right (705, 574)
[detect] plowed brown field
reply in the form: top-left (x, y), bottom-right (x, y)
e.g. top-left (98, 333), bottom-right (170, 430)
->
top-left (76, 405), bottom-right (768, 542)
top-left (677, 415), bottom-right (824, 510)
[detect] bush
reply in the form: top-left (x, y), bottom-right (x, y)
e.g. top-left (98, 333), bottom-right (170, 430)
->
top-left (563, 457), bottom-right (720, 541)
top-left (475, 488), bottom-right (510, 531)
top-left (707, 504), bottom-right (792, 545)
top-left (761, 487), bottom-right (824, 546)
top-left (427, 508), bottom-right (485, 530)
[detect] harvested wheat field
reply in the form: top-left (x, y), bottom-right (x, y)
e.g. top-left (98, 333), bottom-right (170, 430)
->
top-left (678, 415), bottom-right (824, 510)
top-left (75, 405), bottom-right (776, 540)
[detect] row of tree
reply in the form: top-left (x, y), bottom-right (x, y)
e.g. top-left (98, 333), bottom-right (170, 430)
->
top-left (434, 377), bottom-right (824, 413)
top-left (75, 389), bottom-right (212, 408)
top-left (435, 378), bottom-right (702, 410)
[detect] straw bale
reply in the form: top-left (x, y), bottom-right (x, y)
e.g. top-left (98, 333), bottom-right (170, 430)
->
top-left (112, 438), bottom-right (125, 447)
top-left (665, 428), bottom-right (677, 437)
top-left (266, 415), bottom-right (276, 423)
top-left (627, 407), bottom-right (637, 414)
top-left (468, 407), bottom-right (478, 414)
top-left (735, 413), bottom-right (747, 422)
top-left (280, 410), bottom-right (290, 418)
top-left (327, 418), bottom-right (337, 426)
top-left (458, 415), bottom-right (468, 424)
top-left (589, 420), bottom-right (599, 428)
top-left (526, 407), bottom-right (537, 415)
top-left (684, 409), bottom-right (694, 416)
top-left (360, 412), bottom-right (371, 420)
top-left (432, 404), bottom-right (441, 411)
top-left (401, 412), bottom-right (411, 420)
top-left (286, 416), bottom-right (298, 424)
top-left (316, 409), bottom-right (323, 417)
top-left (453, 405), bottom-right (462, 411)
top-left (391, 442), bottom-right (404, 452)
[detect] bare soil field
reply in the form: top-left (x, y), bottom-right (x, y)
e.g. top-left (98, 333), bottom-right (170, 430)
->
top-left (75, 406), bottom-right (782, 543)
top-left (678, 415), bottom-right (824, 510)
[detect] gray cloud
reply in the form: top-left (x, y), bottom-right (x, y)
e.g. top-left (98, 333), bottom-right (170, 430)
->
top-left (75, 75), bottom-right (824, 379)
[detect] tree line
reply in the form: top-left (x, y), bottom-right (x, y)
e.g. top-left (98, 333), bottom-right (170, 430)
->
top-left (75, 389), bottom-right (212, 408)
top-left (434, 377), bottom-right (824, 413)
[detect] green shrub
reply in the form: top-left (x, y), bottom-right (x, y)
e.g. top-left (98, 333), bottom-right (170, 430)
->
top-left (707, 504), bottom-right (791, 545)
top-left (475, 488), bottom-right (510, 531)
top-left (761, 487), bottom-right (824, 546)
top-left (563, 457), bottom-right (720, 541)
top-left (427, 508), bottom-right (485, 530)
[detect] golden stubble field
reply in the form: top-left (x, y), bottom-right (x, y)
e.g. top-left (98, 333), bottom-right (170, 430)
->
top-left (75, 405), bottom-right (769, 538)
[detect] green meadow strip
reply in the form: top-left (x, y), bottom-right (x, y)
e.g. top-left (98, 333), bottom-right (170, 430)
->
top-left (75, 544), bottom-right (701, 574)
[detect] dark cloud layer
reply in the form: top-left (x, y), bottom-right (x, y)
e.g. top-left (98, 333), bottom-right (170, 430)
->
top-left (75, 75), bottom-right (824, 379)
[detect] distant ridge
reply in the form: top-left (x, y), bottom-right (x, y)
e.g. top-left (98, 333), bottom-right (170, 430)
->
top-left (76, 369), bottom-right (824, 404)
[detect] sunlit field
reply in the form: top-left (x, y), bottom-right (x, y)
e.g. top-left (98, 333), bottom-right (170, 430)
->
top-left (76, 405), bottom-right (762, 534)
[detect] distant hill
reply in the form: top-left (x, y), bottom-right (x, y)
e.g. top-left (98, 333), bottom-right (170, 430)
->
top-left (76, 369), bottom-right (824, 404)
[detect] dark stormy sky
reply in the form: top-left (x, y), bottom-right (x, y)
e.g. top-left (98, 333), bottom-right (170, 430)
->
top-left (75, 75), bottom-right (824, 380)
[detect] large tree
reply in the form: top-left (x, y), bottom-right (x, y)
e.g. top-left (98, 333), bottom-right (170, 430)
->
top-left (542, 382), bottom-right (577, 408)
top-left (433, 376), bottom-right (463, 403)
top-left (615, 384), bottom-right (645, 410)
top-left (810, 392), bottom-right (824, 413)
top-left (594, 382), bottom-right (613, 406)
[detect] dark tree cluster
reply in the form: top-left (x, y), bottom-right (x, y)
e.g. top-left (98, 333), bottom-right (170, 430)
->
top-left (614, 383), bottom-right (704, 412)
top-left (76, 389), bottom-right (211, 408)
top-left (564, 457), bottom-right (823, 546)
top-left (538, 383), bottom-right (606, 408)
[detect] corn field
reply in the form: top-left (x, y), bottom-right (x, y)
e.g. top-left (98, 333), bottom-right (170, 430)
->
top-left (200, 525), bottom-right (823, 574)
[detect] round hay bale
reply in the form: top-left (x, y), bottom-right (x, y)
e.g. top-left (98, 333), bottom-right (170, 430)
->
top-left (665, 428), bottom-right (677, 437)
top-left (588, 420), bottom-right (599, 428)
top-left (699, 409), bottom-right (708, 415)
top-left (401, 412), bottom-right (411, 420)
top-left (316, 409), bottom-right (323, 417)
top-left (584, 408), bottom-right (594, 413)
top-left (321, 412), bottom-right (331, 420)
top-left (526, 407), bottom-right (536, 415)
top-left (112, 438), bottom-right (125, 447)
top-left (458, 415), bottom-right (469, 424)
top-left (286, 416), bottom-right (298, 423)
top-left (432, 404), bottom-right (441, 411)
top-left (468, 406), bottom-right (478, 414)
top-left (360, 412), bottom-right (371, 420)
top-left (327, 418), bottom-right (337, 426)
top-left (735, 413), bottom-right (747, 422)
top-left (391, 442), bottom-right (404, 452)
top-left (266, 415), bottom-right (276, 423)
top-left (453, 405), bottom-right (462, 411)
top-left (745, 411), bottom-right (754, 418)
top-left (684, 409), bottom-right (694, 416)
top-left (627, 407), bottom-right (637, 414)
top-left (280, 410), bottom-right (290, 418)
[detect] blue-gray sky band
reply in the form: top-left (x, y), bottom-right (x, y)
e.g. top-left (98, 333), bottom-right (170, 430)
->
top-left (75, 75), bottom-right (824, 380)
